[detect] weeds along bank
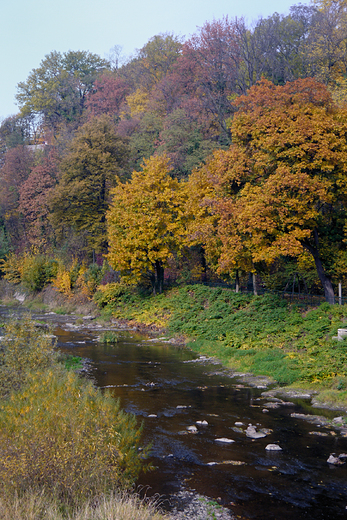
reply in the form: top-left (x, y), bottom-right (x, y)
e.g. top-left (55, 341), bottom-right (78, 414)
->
top-left (0, 317), bottom-right (164, 520)
top-left (94, 283), bottom-right (347, 409)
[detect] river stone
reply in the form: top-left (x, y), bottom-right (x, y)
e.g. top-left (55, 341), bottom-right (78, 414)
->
top-left (332, 416), bottom-right (344, 423)
top-left (196, 420), bottom-right (208, 425)
top-left (263, 402), bottom-right (281, 409)
top-left (148, 414), bottom-right (157, 418)
top-left (245, 425), bottom-right (267, 439)
top-left (215, 437), bottom-right (235, 444)
top-left (327, 454), bottom-right (345, 465)
top-left (187, 425), bottom-right (198, 433)
top-left (265, 444), bottom-right (282, 451)
top-left (207, 460), bottom-right (245, 466)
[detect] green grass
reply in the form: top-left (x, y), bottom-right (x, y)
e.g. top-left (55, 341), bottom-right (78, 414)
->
top-left (94, 284), bottom-right (347, 406)
top-left (59, 354), bottom-right (84, 371)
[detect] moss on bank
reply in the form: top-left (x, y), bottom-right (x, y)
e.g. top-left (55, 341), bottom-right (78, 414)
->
top-left (94, 284), bottom-right (347, 409)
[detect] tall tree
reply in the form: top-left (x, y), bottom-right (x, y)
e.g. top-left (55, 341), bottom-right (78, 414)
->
top-left (107, 155), bottom-right (186, 294)
top-left (0, 145), bottom-right (35, 250)
top-left (18, 150), bottom-right (58, 251)
top-left (306, 0), bottom-right (347, 84)
top-left (179, 17), bottom-right (241, 141)
top-left (85, 72), bottom-right (130, 118)
top-left (196, 78), bottom-right (347, 303)
top-left (16, 51), bottom-right (109, 130)
top-left (50, 115), bottom-right (129, 254)
top-left (121, 33), bottom-right (182, 91)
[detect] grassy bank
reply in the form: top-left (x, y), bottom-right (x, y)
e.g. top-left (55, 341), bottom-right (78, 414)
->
top-left (95, 284), bottom-right (347, 409)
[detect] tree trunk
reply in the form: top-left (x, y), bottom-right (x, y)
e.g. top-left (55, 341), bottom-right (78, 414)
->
top-left (252, 272), bottom-right (258, 296)
top-left (154, 260), bottom-right (164, 294)
top-left (235, 269), bottom-right (240, 293)
top-left (312, 253), bottom-right (335, 304)
top-left (303, 229), bottom-right (335, 304)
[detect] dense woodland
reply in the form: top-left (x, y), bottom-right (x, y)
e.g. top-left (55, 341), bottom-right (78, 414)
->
top-left (2, 0), bottom-right (347, 303)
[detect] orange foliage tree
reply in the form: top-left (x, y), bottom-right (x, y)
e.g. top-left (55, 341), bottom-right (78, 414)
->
top-left (192, 78), bottom-right (347, 303)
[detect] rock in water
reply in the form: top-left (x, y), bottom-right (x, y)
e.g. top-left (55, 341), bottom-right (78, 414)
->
top-left (265, 444), bottom-right (282, 451)
top-left (215, 438), bottom-right (235, 444)
top-left (327, 454), bottom-right (345, 465)
top-left (246, 425), bottom-right (267, 439)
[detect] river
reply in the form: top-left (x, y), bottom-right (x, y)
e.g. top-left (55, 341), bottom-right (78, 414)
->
top-left (1, 308), bottom-right (347, 519)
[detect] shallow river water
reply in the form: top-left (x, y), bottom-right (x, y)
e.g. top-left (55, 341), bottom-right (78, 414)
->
top-left (2, 308), bottom-right (347, 519)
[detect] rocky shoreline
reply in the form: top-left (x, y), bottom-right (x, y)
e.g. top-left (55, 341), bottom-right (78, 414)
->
top-left (167, 490), bottom-right (235, 519)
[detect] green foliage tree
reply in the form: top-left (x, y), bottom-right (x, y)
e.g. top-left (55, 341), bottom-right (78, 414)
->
top-left (16, 50), bottom-right (109, 129)
top-left (107, 155), bottom-right (186, 293)
top-left (50, 115), bottom-right (129, 255)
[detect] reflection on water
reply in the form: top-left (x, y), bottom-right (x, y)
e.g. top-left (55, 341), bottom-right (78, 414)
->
top-left (1, 307), bottom-right (347, 519)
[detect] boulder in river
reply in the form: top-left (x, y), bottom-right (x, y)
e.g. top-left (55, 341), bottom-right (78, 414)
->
top-left (265, 444), bottom-right (282, 451)
top-left (245, 425), bottom-right (267, 439)
top-left (327, 454), bottom-right (346, 465)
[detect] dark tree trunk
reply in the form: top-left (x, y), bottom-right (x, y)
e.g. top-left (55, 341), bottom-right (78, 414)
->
top-left (153, 260), bottom-right (164, 295)
top-left (303, 229), bottom-right (335, 304)
top-left (312, 253), bottom-right (335, 304)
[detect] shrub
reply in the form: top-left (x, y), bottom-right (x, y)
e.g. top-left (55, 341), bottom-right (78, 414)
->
top-left (93, 282), bottom-right (131, 308)
top-left (20, 255), bottom-right (58, 291)
top-left (0, 318), bottom-right (149, 505)
top-left (0, 316), bottom-right (57, 396)
top-left (0, 367), bottom-right (147, 504)
top-left (0, 253), bottom-right (22, 284)
top-left (0, 253), bottom-right (58, 291)
top-left (98, 331), bottom-right (119, 344)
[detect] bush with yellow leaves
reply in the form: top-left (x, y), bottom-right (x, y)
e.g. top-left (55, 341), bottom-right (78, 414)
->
top-left (0, 318), bottom-right (148, 505)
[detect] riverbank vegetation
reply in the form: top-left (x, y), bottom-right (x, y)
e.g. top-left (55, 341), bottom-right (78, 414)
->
top-left (94, 283), bottom-right (347, 409)
top-left (0, 317), bottom-right (163, 519)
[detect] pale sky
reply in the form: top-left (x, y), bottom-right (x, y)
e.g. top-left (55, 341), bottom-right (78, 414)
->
top-left (1, 0), bottom-right (308, 120)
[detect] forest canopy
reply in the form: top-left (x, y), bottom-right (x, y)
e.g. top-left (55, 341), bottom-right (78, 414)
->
top-left (1, 0), bottom-right (347, 300)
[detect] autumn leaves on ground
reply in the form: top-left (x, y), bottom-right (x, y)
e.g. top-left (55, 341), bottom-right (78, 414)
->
top-left (2, 0), bottom-right (347, 517)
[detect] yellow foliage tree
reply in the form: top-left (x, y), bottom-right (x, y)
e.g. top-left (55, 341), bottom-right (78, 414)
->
top-left (106, 155), bottom-right (186, 293)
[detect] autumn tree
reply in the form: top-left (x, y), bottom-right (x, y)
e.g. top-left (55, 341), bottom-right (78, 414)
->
top-left (50, 115), bottom-right (129, 255)
top-left (198, 78), bottom-right (347, 303)
top-left (0, 145), bottom-right (35, 250)
top-left (306, 0), bottom-right (347, 84)
top-left (121, 33), bottom-right (182, 91)
top-left (18, 150), bottom-right (58, 250)
top-left (179, 17), bottom-right (241, 141)
top-left (107, 155), bottom-right (186, 294)
top-left (85, 72), bottom-right (130, 118)
top-left (16, 51), bottom-right (109, 130)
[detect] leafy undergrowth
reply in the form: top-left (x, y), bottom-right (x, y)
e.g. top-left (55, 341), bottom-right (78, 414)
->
top-left (0, 317), bottom-right (152, 515)
top-left (95, 284), bottom-right (347, 406)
